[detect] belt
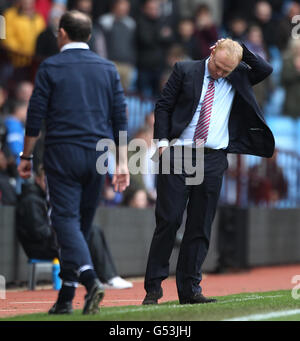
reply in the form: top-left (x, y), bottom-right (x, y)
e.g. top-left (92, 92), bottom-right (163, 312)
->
top-left (204, 147), bottom-right (222, 154)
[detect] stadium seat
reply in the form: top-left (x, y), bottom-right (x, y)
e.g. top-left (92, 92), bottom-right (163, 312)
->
top-left (28, 258), bottom-right (61, 291)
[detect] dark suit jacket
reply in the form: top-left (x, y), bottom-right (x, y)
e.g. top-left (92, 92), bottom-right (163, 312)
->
top-left (26, 49), bottom-right (127, 149)
top-left (154, 44), bottom-right (275, 158)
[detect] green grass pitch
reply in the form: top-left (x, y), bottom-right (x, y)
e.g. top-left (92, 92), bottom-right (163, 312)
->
top-left (1, 290), bottom-right (300, 321)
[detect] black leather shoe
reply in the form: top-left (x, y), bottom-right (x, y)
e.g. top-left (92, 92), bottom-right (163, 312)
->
top-left (82, 279), bottom-right (105, 315)
top-left (179, 293), bottom-right (217, 305)
top-left (48, 301), bottom-right (73, 314)
top-left (142, 287), bottom-right (163, 305)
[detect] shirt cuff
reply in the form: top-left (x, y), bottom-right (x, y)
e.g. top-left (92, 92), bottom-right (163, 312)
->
top-left (157, 140), bottom-right (169, 148)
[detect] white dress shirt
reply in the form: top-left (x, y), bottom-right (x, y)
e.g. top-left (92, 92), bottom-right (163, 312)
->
top-left (159, 59), bottom-right (236, 149)
top-left (60, 42), bottom-right (90, 52)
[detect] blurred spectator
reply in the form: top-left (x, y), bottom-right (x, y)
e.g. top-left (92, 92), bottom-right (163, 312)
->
top-left (16, 164), bottom-right (59, 260)
top-left (2, 0), bottom-right (46, 67)
top-left (176, 17), bottom-right (199, 60)
top-left (281, 39), bottom-right (300, 118)
top-left (277, 1), bottom-right (300, 52)
top-left (4, 100), bottom-right (27, 166)
top-left (159, 0), bottom-right (180, 33)
top-left (179, 0), bottom-right (223, 26)
top-left (0, 84), bottom-right (8, 115)
top-left (243, 24), bottom-right (269, 108)
top-left (122, 182), bottom-right (149, 208)
top-left (193, 4), bottom-right (219, 58)
top-left (226, 15), bottom-right (248, 43)
top-left (136, 0), bottom-right (174, 97)
top-left (98, 0), bottom-right (137, 92)
top-left (0, 149), bottom-right (17, 205)
top-left (243, 24), bottom-right (268, 60)
top-left (0, 0), bottom-right (9, 14)
top-left (14, 81), bottom-right (34, 103)
top-left (35, 0), bottom-right (52, 22)
top-left (35, 5), bottom-right (65, 60)
top-left (222, 0), bottom-right (257, 31)
top-left (248, 149), bottom-right (288, 206)
top-left (71, 0), bottom-right (107, 58)
top-left (254, 1), bottom-right (279, 49)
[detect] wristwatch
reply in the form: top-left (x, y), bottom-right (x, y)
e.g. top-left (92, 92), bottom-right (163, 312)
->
top-left (19, 152), bottom-right (33, 161)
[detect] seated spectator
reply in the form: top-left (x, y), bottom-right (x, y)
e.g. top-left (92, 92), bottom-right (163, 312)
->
top-left (16, 165), bottom-right (58, 259)
top-left (88, 225), bottom-right (133, 289)
top-left (0, 149), bottom-right (17, 205)
top-left (122, 183), bottom-right (149, 209)
top-left (2, 0), bottom-right (46, 68)
top-left (4, 100), bottom-right (27, 166)
top-left (248, 149), bottom-right (288, 206)
top-left (193, 4), bottom-right (219, 58)
top-left (281, 39), bottom-right (300, 118)
top-left (98, 0), bottom-right (137, 92)
top-left (35, 5), bottom-right (65, 60)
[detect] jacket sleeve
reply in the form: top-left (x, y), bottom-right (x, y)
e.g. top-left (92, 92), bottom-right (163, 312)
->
top-left (154, 62), bottom-right (183, 142)
top-left (25, 63), bottom-right (51, 137)
top-left (241, 44), bottom-right (273, 86)
top-left (111, 67), bottom-right (127, 146)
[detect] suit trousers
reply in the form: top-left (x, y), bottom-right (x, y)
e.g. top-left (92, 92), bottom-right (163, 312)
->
top-left (43, 144), bottom-right (105, 283)
top-left (144, 147), bottom-right (228, 299)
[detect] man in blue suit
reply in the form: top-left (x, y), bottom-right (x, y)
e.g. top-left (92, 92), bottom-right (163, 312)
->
top-left (18, 10), bottom-right (129, 314)
top-left (143, 38), bottom-right (275, 305)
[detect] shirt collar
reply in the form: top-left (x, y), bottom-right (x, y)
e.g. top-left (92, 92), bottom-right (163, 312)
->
top-left (60, 42), bottom-right (90, 52)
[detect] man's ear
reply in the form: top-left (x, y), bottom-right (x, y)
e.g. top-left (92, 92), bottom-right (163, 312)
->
top-left (58, 27), bottom-right (68, 39)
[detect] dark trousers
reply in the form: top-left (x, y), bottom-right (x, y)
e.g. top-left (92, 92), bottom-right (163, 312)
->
top-left (144, 147), bottom-right (228, 299)
top-left (44, 144), bottom-right (105, 283)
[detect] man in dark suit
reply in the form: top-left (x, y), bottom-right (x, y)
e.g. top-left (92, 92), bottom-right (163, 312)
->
top-left (18, 10), bottom-right (129, 314)
top-left (143, 38), bottom-right (275, 305)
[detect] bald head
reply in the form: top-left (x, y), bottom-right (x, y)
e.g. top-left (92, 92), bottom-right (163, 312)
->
top-left (59, 10), bottom-right (92, 43)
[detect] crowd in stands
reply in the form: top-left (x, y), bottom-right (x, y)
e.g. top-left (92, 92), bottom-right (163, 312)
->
top-left (0, 0), bottom-right (300, 209)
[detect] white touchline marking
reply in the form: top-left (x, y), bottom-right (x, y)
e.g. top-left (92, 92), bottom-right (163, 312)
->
top-left (224, 309), bottom-right (300, 321)
top-left (9, 301), bottom-right (54, 304)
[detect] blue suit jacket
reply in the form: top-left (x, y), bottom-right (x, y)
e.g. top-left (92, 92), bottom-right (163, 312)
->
top-left (26, 48), bottom-right (127, 149)
top-left (154, 44), bottom-right (275, 158)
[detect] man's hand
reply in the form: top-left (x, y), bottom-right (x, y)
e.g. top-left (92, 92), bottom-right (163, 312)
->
top-left (18, 159), bottom-right (32, 179)
top-left (112, 165), bottom-right (130, 193)
top-left (209, 38), bottom-right (226, 52)
top-left (159, 146), bottom-right (167, 156)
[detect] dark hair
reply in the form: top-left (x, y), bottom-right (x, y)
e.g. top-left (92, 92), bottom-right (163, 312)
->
top-left (59, 10), bottom-right (92, 42)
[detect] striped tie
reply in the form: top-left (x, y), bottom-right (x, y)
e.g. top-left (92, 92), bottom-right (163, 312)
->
top-left (193, 77), bottom-right (215, 146)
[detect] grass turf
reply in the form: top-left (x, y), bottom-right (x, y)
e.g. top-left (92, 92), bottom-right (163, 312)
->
top-left (1, 290), bottom-right (299, 321)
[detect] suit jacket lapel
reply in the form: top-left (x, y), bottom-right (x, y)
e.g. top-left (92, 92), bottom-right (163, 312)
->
top-left (192, 59), bottom-right (206, 115)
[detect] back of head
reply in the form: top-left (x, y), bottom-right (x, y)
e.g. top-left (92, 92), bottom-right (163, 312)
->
top-left (59, 10), bottom-right (92, 42)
